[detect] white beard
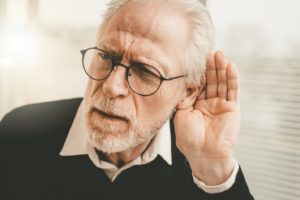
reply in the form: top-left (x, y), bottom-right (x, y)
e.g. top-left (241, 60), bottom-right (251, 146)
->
top-left (84, 96), bottom-right (173, 154)
top-left (85, 118), bottom-right (159, 153)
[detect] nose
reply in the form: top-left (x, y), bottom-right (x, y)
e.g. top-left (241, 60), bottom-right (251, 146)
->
top-left (102, 65), bottom-right (129, 98)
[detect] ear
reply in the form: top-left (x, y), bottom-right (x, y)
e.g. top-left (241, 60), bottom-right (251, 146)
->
top-left (176, 74), bottom-right (206, 110)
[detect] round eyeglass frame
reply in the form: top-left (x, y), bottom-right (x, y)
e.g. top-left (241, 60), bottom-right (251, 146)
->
top-left (80, 47), bottom-right (187, 96)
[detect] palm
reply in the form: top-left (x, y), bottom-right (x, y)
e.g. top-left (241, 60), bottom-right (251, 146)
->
top-left (174, 52), bottom-right (240, 161)
top-left (194, 97), bottom-right (240, 157)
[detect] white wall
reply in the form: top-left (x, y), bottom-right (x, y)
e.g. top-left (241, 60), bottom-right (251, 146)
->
top-left (0, 0), bottom-right (109, 118)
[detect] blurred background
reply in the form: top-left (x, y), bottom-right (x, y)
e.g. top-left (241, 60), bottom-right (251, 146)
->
top-left (0, 0), bottom-right (299, 199)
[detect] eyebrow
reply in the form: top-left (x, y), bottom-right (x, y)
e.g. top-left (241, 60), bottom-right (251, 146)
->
top-left (97, 44), bottom-right (169, 76)
top-left (98, 44), bottom-right (118, 54)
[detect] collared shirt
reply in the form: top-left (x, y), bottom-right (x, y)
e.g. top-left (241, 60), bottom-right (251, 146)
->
top-left (60, 101), bottom-right (239, 194)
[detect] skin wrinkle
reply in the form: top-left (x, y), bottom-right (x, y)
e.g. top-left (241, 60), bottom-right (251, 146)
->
top-left (98, 32), bottom-right (172, 77)
top-left (101, 1), bottom-right (189, 74)
top-left (84, 1), bottom-right (190, 165)
top-left (97, 0), bottom-right (214, 85)
top-left (116, 2), bottom-right (158, 41)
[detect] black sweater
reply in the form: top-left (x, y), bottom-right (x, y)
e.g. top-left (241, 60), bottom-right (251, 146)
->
top-left (0, 98), bottom-right (254, 200)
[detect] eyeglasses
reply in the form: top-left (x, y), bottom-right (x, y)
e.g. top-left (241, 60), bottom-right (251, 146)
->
top-left (80, 47), bottom-right (186, 96)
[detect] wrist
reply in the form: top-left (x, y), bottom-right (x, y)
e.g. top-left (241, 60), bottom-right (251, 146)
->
top-left (189, 156), bottom-right (236, 186)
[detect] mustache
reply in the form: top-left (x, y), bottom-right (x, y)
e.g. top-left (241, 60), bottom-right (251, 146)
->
top-left (88, 96), bottom-right (136, 123)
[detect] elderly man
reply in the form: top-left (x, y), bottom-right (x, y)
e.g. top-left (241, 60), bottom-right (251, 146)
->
top-left (0, 0), bottom-right (253, 199)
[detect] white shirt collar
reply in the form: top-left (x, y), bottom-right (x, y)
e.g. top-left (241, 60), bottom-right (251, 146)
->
top-left (60, 101), bottom-right (172, 166)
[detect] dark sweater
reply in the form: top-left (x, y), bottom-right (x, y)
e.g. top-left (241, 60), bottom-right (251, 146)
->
top-left (0, 98), bottom-right (254, 200)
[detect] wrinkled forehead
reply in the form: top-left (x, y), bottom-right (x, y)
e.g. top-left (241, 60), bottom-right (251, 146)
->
top-left (98, 1), bottom-right (190, 58)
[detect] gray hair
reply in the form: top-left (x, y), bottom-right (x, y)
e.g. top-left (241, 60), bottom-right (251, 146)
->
top-left (98, 0), bottom-right (215, 86)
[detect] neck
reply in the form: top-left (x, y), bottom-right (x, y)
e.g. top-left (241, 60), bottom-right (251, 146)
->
top-left (97, 138), bottom-right (152, 168)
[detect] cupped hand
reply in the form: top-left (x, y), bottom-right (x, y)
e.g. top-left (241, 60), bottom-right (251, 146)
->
top-left (174, 51), bottom-right (241, 185)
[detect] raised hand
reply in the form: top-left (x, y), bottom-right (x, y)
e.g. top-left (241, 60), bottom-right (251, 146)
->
top-left (174, 51), bottom-right (241, 185)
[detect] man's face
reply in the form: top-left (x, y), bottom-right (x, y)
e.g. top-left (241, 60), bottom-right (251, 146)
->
top-left (84, 2), bottom-right (190, 153)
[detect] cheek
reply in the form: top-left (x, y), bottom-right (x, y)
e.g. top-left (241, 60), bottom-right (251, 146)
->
top-left (84, 80), bottom-right (104, 104)
top-left (136, 91), bottom-right (179, 123)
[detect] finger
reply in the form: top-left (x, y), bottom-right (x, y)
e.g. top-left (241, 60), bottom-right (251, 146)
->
top-left (215, 51), bottom-right (228, 100)
top-left (227, 62), bottom-right (240, 102)
top-left (206, 52), bottom-right (218, 98)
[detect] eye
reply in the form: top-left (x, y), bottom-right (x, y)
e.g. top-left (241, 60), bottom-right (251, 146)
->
top-left (98, 51), bottom-right (112, 60)
top-left (132, 63), bottom-right (161, 78)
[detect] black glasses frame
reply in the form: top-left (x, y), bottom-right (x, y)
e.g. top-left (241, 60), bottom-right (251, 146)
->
top-left (80, 47), bottom-right (186, 96)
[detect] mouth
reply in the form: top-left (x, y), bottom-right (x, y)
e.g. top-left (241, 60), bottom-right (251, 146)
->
top-left (92, 107), bottom-right (129, 122)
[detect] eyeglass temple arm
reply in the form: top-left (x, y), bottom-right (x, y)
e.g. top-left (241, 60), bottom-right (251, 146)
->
top-left (162, 74), bottom-right (187, 81)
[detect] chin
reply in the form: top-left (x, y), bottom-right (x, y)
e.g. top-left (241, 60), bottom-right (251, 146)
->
top-left (86, 125), bottom-right (153, 154)
top-left (88, 130), bottom-right (137, 153)
top-left (84, 115), bottom-right (150, 153)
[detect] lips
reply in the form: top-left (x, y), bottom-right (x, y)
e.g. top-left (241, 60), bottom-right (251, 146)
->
top-left (92, 107), bottom-right (128, 122)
